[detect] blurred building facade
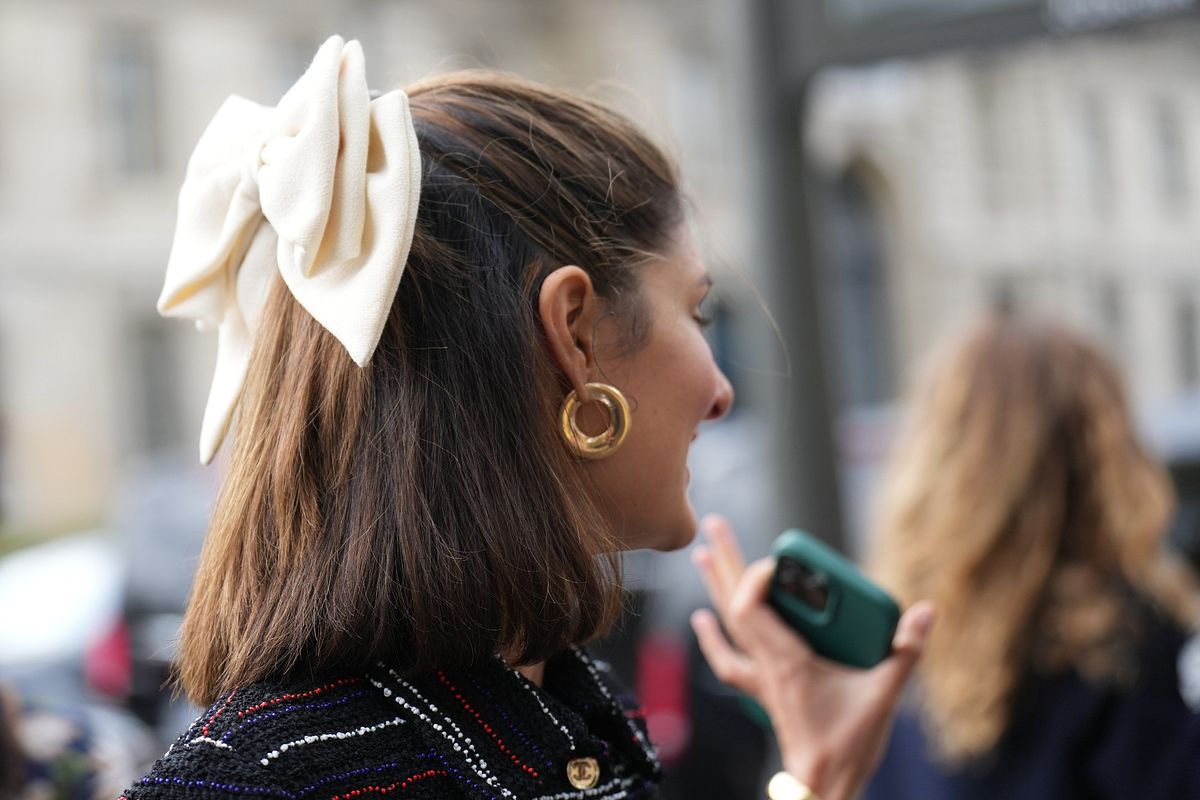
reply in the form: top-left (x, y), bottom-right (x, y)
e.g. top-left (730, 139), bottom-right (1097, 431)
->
top-left (4, 0), bottom-right (1200, 540)
top-left (808, 19), bottom-right (1200, 410)
top-left (0, 0), bottom-right (757, 536)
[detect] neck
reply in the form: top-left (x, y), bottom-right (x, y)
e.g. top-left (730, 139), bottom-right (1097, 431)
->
top-left (514, 661), bottom-right (545, 687)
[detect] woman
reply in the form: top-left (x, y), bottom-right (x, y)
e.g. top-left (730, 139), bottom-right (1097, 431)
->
top-left (123, 36), bottom-right (933, 800)
top-left (864, 317), bottom-right (1200, 799)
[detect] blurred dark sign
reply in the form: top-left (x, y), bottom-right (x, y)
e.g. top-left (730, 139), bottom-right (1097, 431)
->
top-left (825, 0), bottom-right (1196, 30)
top-left (1045, 0), bottom-right (1199, 31)
top-left (799, 0), bottom-right (1200, 71)
top-left (824, 0), bottom-right (1026, 27)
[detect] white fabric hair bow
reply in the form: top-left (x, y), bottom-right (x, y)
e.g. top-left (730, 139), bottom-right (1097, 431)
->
top-left (158, 35), bottom-right (421, 464)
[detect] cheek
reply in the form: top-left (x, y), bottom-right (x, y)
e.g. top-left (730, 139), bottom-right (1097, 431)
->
top-left (677, 336), bottom-right (723, 417)
top-left (607, 325), bottom-right (720, 459)
top-left (631, 345), bottom-right (718, 469)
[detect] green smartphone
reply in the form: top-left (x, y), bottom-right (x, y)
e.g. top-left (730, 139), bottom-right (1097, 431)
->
top-left (767, 529), bottom-right (900, 669)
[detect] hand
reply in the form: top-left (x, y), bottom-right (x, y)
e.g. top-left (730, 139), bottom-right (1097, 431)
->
top-left (690, 514), bottom-right (935, 800)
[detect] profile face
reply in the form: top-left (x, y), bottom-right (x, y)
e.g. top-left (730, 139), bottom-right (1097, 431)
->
top-left (582, 227), bottom-right (734, 551)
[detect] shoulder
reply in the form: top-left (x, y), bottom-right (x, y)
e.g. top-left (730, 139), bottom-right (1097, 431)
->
top-left (1084, 619), bottom-right (1200, 795)
top-left (1001, 618), bottom-right (1200, 792)
top-left (122, 671), bottom-right (465, 800)
top-left (125, 652), bottom-right (662, 800)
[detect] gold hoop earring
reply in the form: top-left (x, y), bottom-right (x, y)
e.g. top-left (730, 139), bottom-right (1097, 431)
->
top-left (559, 382), bottom-right (631, 460)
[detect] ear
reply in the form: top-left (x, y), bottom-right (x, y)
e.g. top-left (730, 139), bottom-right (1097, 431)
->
top-left (538, 265), bottom-right (603, 398)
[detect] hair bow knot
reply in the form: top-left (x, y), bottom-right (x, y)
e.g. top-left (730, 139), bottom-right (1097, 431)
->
top-left (158, 35), bottom-right (421, 463)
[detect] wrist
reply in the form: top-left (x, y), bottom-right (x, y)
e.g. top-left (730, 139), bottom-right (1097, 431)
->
top-left (780, 752), bottom-right (826, 797)
top-left (779, 752), bottom-right (860, 800)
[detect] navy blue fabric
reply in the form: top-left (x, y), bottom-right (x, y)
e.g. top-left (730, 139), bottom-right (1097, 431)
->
top-left (864, 625), bottom-right (1200, 800)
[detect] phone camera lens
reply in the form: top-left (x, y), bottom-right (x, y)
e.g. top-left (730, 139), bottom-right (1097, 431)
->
top-left (777, 558), bottom-right (804, 594)
top-left (777, 557), bottom-right (830, 611)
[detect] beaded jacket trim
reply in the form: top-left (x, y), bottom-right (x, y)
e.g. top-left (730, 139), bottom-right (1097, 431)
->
top-left (123, 648), bottom-right (662, 800)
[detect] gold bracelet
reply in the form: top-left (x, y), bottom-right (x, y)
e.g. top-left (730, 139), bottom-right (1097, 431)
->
top-left (767, 771), bottom-right (820, 800)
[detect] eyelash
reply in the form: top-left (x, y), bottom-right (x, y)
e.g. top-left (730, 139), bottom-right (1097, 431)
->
top-left (695, 291), bottom-right (714, 328)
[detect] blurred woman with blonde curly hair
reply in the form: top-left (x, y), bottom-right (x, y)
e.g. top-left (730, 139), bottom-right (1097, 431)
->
top-left (863, 315), bottom-right (1200, 800)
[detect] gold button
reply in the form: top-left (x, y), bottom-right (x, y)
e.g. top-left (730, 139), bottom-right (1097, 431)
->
top-left (566, 756), bottom-right (600, 789)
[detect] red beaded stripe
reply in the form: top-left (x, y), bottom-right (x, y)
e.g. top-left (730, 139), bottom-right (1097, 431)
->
top-left (328, 769), bottom-right (449, 799)
top-left (237, 677), bottom-right (362, 719)
top-left (202, 689), bottom-right (238, 737)
top-left (436, 671), bottom-right (540, 779)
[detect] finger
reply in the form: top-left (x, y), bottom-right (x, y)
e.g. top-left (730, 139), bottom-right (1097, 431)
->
top-left (692, 545), bottom-right (735, 616)
top-left (872, 600), bottom-right (936, 697)
top-left (690, 609), bottom-right (756, 692)
top-left (892, 601), bottom-right (936, 654)
top-left (727, 558), bottom-right (775, 618)
top-left (725, 559), bottom-right (818, 660)
top-left (701, 514), bottom-right (746, 593)
top-left (693, 519), bottom-right (739, 615)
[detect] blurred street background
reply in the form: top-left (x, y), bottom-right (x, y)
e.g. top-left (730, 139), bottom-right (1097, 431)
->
top-left (2, 0), bottom-right (1200, 797)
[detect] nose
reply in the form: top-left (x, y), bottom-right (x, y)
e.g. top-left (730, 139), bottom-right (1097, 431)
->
top-left (704, 367), bottom-right (735, 422)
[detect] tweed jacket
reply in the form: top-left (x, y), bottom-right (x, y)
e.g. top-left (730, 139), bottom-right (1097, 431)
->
top-left (122, 647), bottom-right (661, 800)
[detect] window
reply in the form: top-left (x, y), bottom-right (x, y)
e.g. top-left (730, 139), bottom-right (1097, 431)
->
top-left (96, 29), bottom-right (160, 177)
top-left (1153, 96), bottom-right (1189, 212)
top-left (989, 278), bottom-right (1018, 316)
top-left (1080, 93), bottom-right (1113, 218)
top-left (1094, 278), bottom-right (1125, 361)
top-left (973, 59), bottom-right (1005, 215)
top-left (1177, 295), bottom-right (1200, 390)
top-left (132, 317), bottom-right (182, 453)
top-left (822, 167), bottom-right (896, 407)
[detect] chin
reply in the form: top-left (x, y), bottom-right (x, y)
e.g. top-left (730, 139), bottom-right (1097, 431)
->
top-left (649, 508), bottom-right (699, 553)
top-left (614, 498), bottom-right (699, 552)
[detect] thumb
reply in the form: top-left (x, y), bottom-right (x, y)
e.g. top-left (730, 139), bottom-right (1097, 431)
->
top-left (893, 600), bottom-right (936, 654)
top-left (874, 600), bottom-right (936, 693)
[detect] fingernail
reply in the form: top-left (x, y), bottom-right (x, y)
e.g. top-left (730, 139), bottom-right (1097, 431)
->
top-left (704, 517), bottom-right (726, 541)
top-left (912, 604), bottom-right (936, 636)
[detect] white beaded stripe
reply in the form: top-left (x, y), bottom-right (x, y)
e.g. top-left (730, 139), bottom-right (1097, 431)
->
top-left (257, 716), bottom-right (405, 766)
top-left (505, 657), bottom-right (576, 752)
top-left (186, 736), bottom-right (233, 751)
top-left (378, 667), bottom-right (494, 771)
top-left (371, 668), bottom-right (515, 799)
top-left (531, 774), bottom-right (639, 800)
top-left (166, 716), bottom-right (210, 758)
top-left (570, 647), bottom-right (657, 763)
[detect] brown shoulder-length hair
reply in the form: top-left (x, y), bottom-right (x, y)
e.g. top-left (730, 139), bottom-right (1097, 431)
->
top-left (176, 72), bottom-right (683, 705)
top-left (870, 316), bottom-right (1199, 764)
